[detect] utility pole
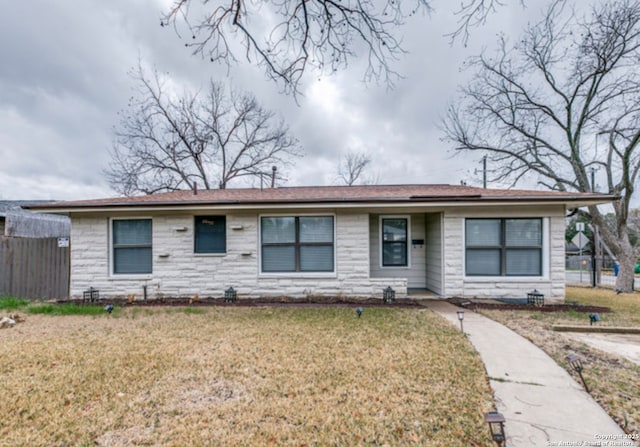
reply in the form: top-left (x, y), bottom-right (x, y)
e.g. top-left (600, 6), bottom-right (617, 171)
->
top-left (476, 156), bottom-right (489, 188)
top-left (591, 228), bottom-right (598, 287)
top-left (482, 156), bottom-right (487, 189)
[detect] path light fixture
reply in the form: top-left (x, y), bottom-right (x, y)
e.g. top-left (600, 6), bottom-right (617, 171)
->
top-left (566, 353), bottom-right (590, 393)
top-left (456, 310), bottom-right (465, 332)
top-left (484, 411), bottom-right (506, 446)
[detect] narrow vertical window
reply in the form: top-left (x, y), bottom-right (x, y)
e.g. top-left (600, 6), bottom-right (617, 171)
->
top-left (465, 219), bottom-right (501, 275)
top-left (504, 218), bottom-right (542, 276)
top-left (382, 218), bottom-right (408, 267)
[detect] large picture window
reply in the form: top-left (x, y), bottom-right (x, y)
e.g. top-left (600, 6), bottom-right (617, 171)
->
top-left (382, 217), bottom-right (408, 267)
top-left (112, 219), bottom-right (152, 274)
top-left (465, 218), bottom-right (542, 276)
top-left (261, 216), bottom-right (334, 273)
top-left (194, 216), bottom-right (226, 254)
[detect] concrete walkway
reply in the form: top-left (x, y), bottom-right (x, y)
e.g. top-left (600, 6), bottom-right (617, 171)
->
top-left (423, 301), bottom-right (636, 447)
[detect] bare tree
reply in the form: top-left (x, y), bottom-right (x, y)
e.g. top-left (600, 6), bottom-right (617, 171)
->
top-left (105, 65), bottom-right (302, 195)
top-left (443, 0), bottom-right (640, 291)
top-left (447, 0), bottom-right (525, 45)
top-left (336, 151), bottom-right (373, 186)
top-left (161, 0), bottom-right (521, 94)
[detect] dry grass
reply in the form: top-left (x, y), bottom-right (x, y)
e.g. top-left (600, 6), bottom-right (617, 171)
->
top-left (479, 287), bottom-right (640, 435)
top-left (0, 306), bottom-right (494, 446)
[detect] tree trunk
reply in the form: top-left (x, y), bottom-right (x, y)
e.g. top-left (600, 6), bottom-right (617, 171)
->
top-left (589, 205), bottom-right (636, 292)
top-left (616, 244), bottom-right (636, 292)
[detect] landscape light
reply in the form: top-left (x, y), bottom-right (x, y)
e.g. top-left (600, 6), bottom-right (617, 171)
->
top-left (383, 286), bottom-right (395, 304)
top-left (457, 310), bottom-right (464, 332)
top-left (224, 286), bottom-right (237, 303)
top-left (566, 353), bottom-right (590, 393)
top-left (484, 411), bottom-right (506, 446)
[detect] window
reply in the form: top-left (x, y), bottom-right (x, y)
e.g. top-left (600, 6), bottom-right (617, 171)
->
top-left (194, 216), bottom-right (226, 254)
top-left (382, 217), bottom-right (408, 267)
top-left (261, 216), bottom-right (334, 273)
top-left (112, 219), bottom-right (152, 274)
top-left (465, 218), bottom-right (542, 276)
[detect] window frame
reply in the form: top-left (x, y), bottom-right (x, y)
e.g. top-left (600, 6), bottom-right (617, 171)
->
top-left (110, 217), bottom-right (153, 277)
top-left (194, 215), bottom-right (227, 255)
top-left (464, 218), bottom-right (543, 277)
top-left (259, 214), bottom-right (336, 275)
top-left (379, 215), bottom-right (411, 268)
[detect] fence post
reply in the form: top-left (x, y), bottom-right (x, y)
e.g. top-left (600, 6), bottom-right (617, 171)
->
top-left (591, 227), bottom-right (599, 287)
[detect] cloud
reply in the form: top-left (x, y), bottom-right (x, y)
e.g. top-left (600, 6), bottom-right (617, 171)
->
top-left (0, 0), bottom-right (546, 200)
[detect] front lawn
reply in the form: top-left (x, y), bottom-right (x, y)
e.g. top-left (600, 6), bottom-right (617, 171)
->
top-left (0, 305), bottom-right (494, 446)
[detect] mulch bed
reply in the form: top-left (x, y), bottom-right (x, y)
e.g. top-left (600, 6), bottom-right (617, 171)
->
top-left (58, 296), bottom-right (424, 308)
top-left (447, 297), bottom-right (611, 313)
top-left (57, 296), bottom-right (612, 312)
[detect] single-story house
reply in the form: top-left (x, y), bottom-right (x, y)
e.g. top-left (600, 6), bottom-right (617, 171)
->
top-left (29, 184), bottom-right (614, 303)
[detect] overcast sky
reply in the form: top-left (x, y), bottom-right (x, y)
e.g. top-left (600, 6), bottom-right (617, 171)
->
top-left (0, 0), bottom-right (549, 200)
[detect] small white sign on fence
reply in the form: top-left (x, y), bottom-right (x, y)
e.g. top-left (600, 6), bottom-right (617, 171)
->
top-left (57, 237), bottom-right (69, 248)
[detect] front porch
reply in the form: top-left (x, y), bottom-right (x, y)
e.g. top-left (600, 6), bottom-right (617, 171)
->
top-left (368, 212), bottom-right (443, 296)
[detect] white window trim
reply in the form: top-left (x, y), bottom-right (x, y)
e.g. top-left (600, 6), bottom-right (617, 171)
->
top-left (462, 217), bottom-right (549, 281)
top-left (109, 217), bottom-right (153, 279)
top-left (258, 213), bottom-right (337, 277)
top-left (379, 215), bottom-right (411, 269)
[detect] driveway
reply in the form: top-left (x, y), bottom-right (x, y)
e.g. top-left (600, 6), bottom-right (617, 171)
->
top-left (562, 333), bottom-right (640, 365)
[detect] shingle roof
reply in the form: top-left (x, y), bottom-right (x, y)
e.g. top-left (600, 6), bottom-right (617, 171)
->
top-left (26, 184), bottom-right (615, 212)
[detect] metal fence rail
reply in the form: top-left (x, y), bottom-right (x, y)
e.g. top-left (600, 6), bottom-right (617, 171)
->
top-left (0, 237), bottom-right (69, 300)
top-left (566, 255), bottom-right (638, 289)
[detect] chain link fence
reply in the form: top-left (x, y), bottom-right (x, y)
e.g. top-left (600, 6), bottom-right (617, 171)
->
top-left (565, 255), bottom-right (620, 288)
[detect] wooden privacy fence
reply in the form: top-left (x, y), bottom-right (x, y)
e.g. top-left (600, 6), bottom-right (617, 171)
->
top-left (0, 237), bottom-right (69, 300)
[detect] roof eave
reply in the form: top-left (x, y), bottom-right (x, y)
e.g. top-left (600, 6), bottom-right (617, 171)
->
top-left (29, 194), bottom-right (617, 215)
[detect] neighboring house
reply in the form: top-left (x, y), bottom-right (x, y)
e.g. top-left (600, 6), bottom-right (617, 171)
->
top-left (0, 201), bottom-right (70, 238)
top-left (29, 184), bottom-right (613, 303)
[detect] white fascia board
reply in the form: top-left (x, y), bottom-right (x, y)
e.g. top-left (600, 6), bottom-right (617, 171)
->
top-left (34, 198), bottom-right (608, 215)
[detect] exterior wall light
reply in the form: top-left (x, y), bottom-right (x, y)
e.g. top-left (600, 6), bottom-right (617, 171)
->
top-left (484, 411), bottom-right (506, 446)
top-left (566, 353), bottom-right (590, 393)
